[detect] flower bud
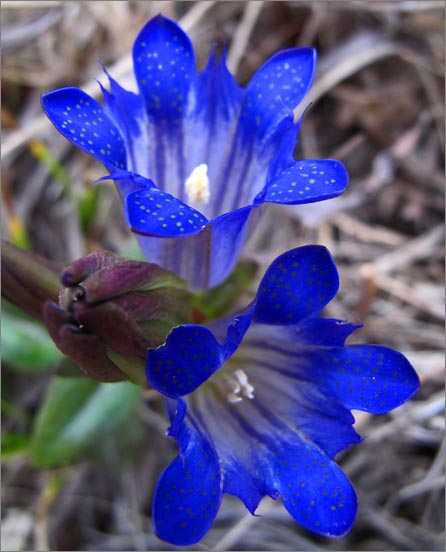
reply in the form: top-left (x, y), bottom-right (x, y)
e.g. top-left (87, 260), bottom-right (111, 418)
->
top-left (2, 242), bottom-right (193, 384)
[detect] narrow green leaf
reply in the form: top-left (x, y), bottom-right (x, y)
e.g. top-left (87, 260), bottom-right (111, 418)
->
top-left (1, 308), bottom-right (63, 371)
top-left (29, 140), bottom-right (72, 197)
top-left (30, 377), bottom-right (141, 468)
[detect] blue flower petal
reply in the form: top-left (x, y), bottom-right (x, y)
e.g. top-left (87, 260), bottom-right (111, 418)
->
top-left (128, 204), bottom-right (259, 290)
top-left (99, 69), bottom-right (150, 176)
top-left (297, 410), bottom-right (362, 459)
top-left (259, 159), bottom-right (349, 205)
top-left (185, 378), bottom-right (357, 535)
top-left (116, 171), bottom-right (208, 237)
top-left (266, 111), bottom-right (309, 179)
top-left (302, 345), bottom-right (420, 414)
top-left (294, 318), bottom-right (361, 347)
top-left (193, 50), bottom-right (243, 122)
top-left (207, 205), bottom-right (261, 287)
top-left (133, 14), bottom-right (195, 125)
top-left (222, 457), bottom-right (265, 514)
top-left (216, 395), bottom-right (357, 535)
top-left (187, 391), bottom-right (268, 514)
top-left (147, 326), bottom-right (225, 398)
top-left (241, 48), bottom-right (316, 141)
top-left (276, 439), bottom-right (357, 537)
top-left (147, 310), bottom-right (253, 397)
top-left (153, 403), bottom-right (222, 546)
top-left (253, 245), bottom-right (339, 325)
top-left (239, 326), bottom-right (362, 458)
top-left (100, 69), bottom-right (145, 142)
top-left (185, 51), bottom-right (245, 216)
top-left (147, 246), bottom-right (341, 396)
top-left (41, 87), bottom-right (126, 169)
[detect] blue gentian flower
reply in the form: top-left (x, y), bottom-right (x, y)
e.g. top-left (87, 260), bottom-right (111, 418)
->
top-left (145, 245), bottom-right (419, 545)
top-left (41, 15), bottom-right (348, 290)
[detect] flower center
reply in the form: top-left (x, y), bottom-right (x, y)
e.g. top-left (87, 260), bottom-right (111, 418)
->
top-left (227, 368), bottom-right (255, 404)
top-left (184, 163), bottom-right (210, 205)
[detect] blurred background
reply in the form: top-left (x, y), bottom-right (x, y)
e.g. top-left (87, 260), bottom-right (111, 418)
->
top-left (1, 1), bottom-right (445, 550)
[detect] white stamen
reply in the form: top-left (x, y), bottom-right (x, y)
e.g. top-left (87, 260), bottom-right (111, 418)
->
top-left (226, 368), bottom-right (255, 403)
top-left (227, 379), bottom-right (242, 403)
top-left (227, 393), bottom-right (243, 404)
top-left (184, 163), bottom-right (210, 205)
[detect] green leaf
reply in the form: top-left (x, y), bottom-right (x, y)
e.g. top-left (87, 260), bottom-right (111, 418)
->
top-left (1, 308), bottom-right (63, 372)
top-left (30, 377), bottom-right (141, 468)
top-left (1, 433), bottom-right (31, 459)
top-left (1, 399), bottom-right (31, 424)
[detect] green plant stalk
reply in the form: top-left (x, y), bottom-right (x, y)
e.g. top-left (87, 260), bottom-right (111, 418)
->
top-left (1, 240), bottom-right (62, 321)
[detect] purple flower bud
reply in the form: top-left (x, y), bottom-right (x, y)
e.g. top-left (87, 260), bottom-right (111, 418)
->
top-left (2, 243), bottom-right (193, 384)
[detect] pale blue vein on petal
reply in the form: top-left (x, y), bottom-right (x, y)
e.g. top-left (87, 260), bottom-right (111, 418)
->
top-left (132, 15), bottom-right (198, 201)
top-left (185, 51), bottom-right (245, 217)
top-left (171, 387), bottom-right (358, 538)
top-left (189, 392), bottom-right (269, 514)
top-left (239, 326), bottom-right (362, 458)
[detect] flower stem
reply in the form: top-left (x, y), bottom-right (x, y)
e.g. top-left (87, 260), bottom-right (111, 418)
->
top-left (1, 240), bottom-right (62, 321)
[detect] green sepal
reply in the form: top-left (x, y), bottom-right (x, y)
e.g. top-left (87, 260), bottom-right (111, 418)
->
top-left (192, 259), bottom-right (258, 320)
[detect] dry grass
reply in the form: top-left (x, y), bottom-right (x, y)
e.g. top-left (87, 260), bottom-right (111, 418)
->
top-left (1, 1), bottom-right (444, 551)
